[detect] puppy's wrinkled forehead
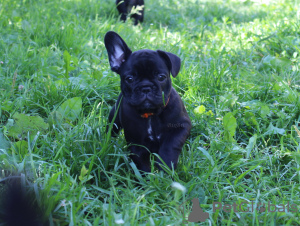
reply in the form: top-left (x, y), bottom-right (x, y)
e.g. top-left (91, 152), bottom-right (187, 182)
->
top-left (126, 50), bottom-right (168, 75)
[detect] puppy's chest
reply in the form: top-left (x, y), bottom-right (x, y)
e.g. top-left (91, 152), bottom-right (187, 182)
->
top-left (145, 117), bottom-right (162, 143)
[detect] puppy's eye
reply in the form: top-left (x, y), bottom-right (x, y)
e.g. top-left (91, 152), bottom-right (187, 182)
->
top-left (125, 76), bottom-right (134, 83)
top-left (158, 74), bottom-right (167, 82)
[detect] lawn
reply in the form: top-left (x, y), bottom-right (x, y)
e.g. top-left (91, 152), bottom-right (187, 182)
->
top-left (1, 0), bottom-right (300, 225)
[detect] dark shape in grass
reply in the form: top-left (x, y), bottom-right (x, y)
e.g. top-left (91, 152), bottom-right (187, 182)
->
top-left (0, 177), bottom-right (47, 226)
top-left (116, 0), bottom-right (144, 25)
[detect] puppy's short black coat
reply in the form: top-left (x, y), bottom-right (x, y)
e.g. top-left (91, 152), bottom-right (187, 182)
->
top-left (116, 0), bottom-right (144, 25)
top-left (104, 31), bottom-right (191, 172)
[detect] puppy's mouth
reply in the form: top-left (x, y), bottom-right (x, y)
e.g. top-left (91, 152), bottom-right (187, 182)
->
top-left (136, 99), bottom-right (162, 114)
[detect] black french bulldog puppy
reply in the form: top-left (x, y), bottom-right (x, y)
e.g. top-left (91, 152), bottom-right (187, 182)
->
top-left (116, 0), bottom-right (144, 25)
top-left (104, 31), bottom-right (192, 172)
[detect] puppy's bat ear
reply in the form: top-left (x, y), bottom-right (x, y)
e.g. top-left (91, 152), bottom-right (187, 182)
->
top-left (104, 31), bottom-right (132, 73)
top-left (157, 50), bottom-right (181, 77)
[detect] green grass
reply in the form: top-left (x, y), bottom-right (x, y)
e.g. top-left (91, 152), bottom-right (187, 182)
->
top-left (1, 0), bottom-right (300, 224)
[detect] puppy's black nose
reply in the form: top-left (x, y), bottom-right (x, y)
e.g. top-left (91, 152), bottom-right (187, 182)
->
top-left (141, 86), bottom-right (151, 94)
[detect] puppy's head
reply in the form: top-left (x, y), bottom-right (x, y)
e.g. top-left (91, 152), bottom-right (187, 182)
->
top-left (104, 31), bottom-right (181, 114)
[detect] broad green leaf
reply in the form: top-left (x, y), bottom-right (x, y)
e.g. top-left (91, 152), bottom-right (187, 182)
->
top-left (5, 119), bottom-right (14, 130)
top-left (223, 112), bottom-right (237, 137)
top-left (80, 165), bottom-right (88, 177)
top-left (244, 112), bottom-right (258, 126)
top-left (79, 165), bottom-right (93, 182)
top-left (0, 130), bottom-right (10, 150)
top-left (246, 134), bottom-right (257, 158)
top-left (220, 93), bottom-right (238, 108)
top-left (63, 50), bottom-right (76, 77)
top-left (63, 50), bottom-right (71, 71)
top-left (7, 113), bottom-right (49, 140)
top-left (258, 55), bottom-right (291, 71)
top-left (240, 100), bottom-right (261, 109)
top-left (264, 123), bottom-right (285, 136)
top-left (14, 140), bottom-right (28, 155)
top-left (69, 77), bottom-right (89, 90)
top-left (272, 57), bottom-right (291, 69)
top-left (56, 97), bottom-right (82, 121)
top-left (260, 105), bottom-right (270, 118)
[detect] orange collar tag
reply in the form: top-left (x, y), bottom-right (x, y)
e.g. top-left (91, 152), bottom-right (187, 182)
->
top-left (141, 113), bottom-right (154, 118)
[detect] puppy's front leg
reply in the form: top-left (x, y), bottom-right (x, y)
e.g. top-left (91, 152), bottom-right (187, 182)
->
top-left (158, 126), bottom-right (190, 170)
top-left (130, 146), bottom-right (151, 172)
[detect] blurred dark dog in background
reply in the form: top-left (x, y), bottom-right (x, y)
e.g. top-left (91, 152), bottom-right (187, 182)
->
top-left (116, 0), bottom-right (144, 25)
top-left (0, 176), bottom-right (47, 226)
